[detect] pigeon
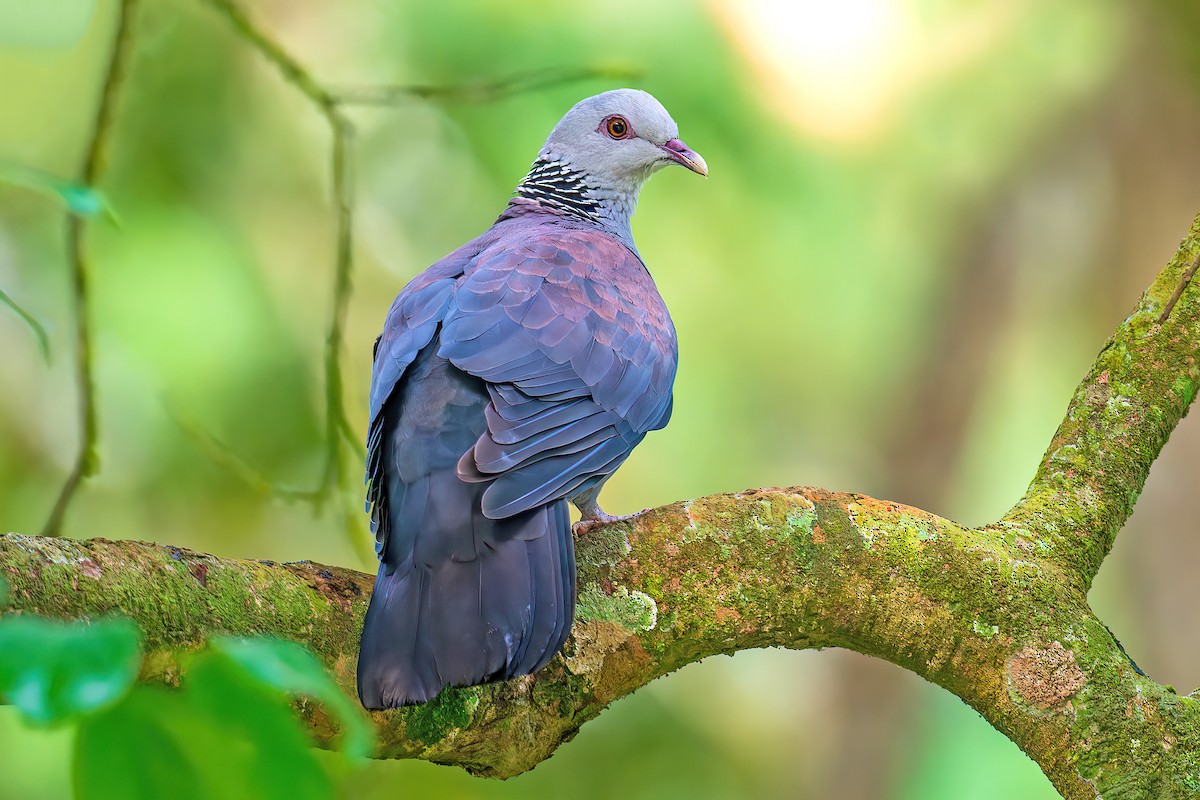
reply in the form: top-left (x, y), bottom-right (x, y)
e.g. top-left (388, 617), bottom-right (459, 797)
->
top-left (357, 89), bottom-right (707, 709)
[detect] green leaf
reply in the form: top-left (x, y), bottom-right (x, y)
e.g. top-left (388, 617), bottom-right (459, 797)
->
top-left (74, 686), bottom-right (222, 800)
top-left (0, 617), bottom-right (140, 726)
top-left (75, 654), bottom-right (332, 800)
top-left (0, 285), bottom-right (51, 362)
top-left (0, 0), bottom-right (96, 48)
top-left (0, 577), bottom-right (7, 605)
top-left (0, 161), bottom-right (117, 222)
top-left (58, 184), bottom-right (105, 217)
top-left (212, 637), bottom-right (373, 759)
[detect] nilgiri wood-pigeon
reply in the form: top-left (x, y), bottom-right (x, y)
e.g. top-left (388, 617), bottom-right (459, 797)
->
top-left (357, 89), bottom-right (707, 709)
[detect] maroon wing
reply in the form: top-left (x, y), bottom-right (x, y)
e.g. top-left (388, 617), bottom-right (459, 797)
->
top-left (438, 222), bottom-right (677, 519)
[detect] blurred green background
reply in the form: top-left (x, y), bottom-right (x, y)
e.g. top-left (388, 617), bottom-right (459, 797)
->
top-left (2, 0), bottom-right (1199, 797)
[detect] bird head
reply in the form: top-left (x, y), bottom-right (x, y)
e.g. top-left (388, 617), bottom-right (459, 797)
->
top-left (540, 89), bottom-right (708, 192)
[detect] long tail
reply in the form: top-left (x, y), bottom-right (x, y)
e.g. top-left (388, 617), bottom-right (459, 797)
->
top-left (357, 469), bottom-right (575, 709)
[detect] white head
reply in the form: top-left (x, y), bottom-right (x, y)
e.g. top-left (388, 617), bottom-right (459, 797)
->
top-left (541, 88), bottom-right (707, 188)
top-left (514, 89), bottom-right (706, 249)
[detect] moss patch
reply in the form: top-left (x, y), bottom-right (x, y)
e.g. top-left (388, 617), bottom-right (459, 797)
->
top-left (1173, 375), bottom-right (1197, 407)
top-left (573, 521), bottom-right (632, 581)
top-left (403, 685), bottom-right (480, 746)
top-left (575, 585), bottom-right (657, 631)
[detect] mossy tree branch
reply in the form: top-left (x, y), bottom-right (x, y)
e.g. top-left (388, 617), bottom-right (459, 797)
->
top-left (1002, 232), bottom-right (1200, 587)
top-left (6, 216), bottom-right (1200, 800)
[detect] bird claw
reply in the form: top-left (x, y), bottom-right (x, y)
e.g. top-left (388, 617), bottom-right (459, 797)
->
top-left (571, 508), bottom-right (646, 538)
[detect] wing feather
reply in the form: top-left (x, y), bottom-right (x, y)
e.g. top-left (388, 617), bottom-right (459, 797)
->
top-left (438, 224), bottom-right (676, 520)
top-left (368, 216), bottom-right (677, 556)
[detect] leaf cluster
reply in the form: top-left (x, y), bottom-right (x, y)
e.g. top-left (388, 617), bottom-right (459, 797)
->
top-left (0, 579), bottom-right (371, 800)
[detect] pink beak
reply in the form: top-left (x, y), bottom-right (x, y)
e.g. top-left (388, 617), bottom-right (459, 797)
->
top-left (660, 138), bottom-right (708, 177)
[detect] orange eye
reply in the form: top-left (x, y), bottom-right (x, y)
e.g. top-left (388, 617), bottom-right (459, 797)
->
top-left (604, 115), bottom-right (630, 139)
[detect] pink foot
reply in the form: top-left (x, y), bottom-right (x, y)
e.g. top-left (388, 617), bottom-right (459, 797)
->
top-left (572, 508), bottom-right (645, 538)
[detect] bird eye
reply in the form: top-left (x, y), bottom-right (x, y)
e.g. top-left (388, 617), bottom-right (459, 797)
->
top-left (604, 115), bottom-right (630, 139)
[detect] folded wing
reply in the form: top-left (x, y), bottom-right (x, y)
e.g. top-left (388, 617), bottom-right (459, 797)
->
top-left (438, 227), bottom-right (677, 520)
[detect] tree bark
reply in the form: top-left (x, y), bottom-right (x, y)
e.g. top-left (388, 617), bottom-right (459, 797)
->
top-left (4, 215), bottom-right (1200, 799)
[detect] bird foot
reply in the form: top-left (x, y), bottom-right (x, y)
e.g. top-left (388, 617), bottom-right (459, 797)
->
top-left (572, 508), bottom-right (645, 538)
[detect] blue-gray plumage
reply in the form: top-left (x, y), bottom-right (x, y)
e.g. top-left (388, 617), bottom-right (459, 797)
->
top-left (357, 89), bottom-right (706, 709)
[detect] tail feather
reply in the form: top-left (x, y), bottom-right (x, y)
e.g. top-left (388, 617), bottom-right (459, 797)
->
top-left (357, 344), bottom-right (576, 709)
top-left (357, 487), bottom-right (574, 709)
top-left (358, 567), bottom-right (442, 706)
top-left (518, 500), bottom-right (575, 675)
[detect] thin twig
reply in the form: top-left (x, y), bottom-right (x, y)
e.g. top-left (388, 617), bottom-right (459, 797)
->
top-left (0, 285), bottom-right (50, 362)
top-left (1157, 250), bottom-right (1200, 324)
top-left (201, 0), bottom-right (336, 111)
top-left (338, 414), bottom-right (366, 461)
top-left (318, 116), bottom-right (355, 504)
top-left (42, 0), bottom-right (139, 537)
top-left (335, 65), bottom-right (642, 107)
top-left (199, 0), bottom-right (367, 560)
top-left (168, 405), bottom-right (323, 502)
